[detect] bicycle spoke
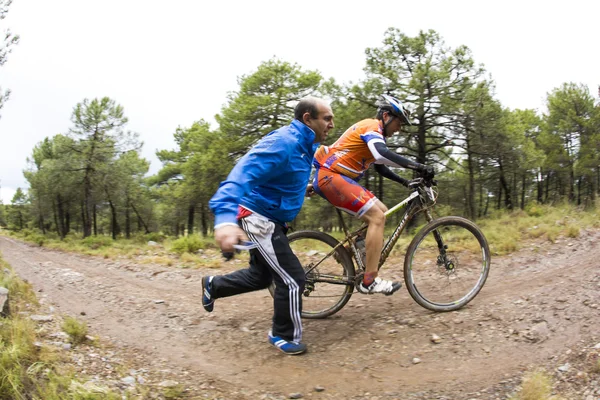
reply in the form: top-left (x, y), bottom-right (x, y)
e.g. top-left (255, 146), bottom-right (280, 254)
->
top-left (286, 232), bottom-right (355, 318)
top-left (405, 216), bottom-right (490, 311)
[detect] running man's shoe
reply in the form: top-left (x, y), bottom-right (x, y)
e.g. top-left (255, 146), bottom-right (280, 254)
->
top-left (202, 276), bottom-right (215, 312)
top-left (357, 277), bottom-right (402, 295)
top-left (268, 331), bottom-right (307, 355)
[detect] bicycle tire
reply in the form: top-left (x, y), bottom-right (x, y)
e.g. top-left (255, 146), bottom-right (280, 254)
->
top-left (404, 216), bottom-right (491, 312)
top-left (268, 230), bottom-right (356, 319)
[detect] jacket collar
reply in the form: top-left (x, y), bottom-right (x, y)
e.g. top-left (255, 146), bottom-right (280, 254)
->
top-left (291, 119), bottom-right (316, 150)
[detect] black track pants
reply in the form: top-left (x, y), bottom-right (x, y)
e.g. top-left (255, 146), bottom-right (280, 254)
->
top-left (211, 213), bottom-right (305, 343)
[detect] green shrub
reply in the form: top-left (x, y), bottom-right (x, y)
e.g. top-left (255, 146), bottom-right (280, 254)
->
top-left (508, 368), bottom-right (562, 400)
top-left (61, 316), bottom-right (88, 345)
top-left (525, 202), bottom-right (544, 217)
top-left (169, 235), bottom-right (205, 254)
top-left (28, 233), bottom-right (45, 246)
top-left (20, 228), bottom-right (35, 238)
top-left (566, 224), bottom-right (580, 238)
top-left (145, 232), bottom-right (167, 243)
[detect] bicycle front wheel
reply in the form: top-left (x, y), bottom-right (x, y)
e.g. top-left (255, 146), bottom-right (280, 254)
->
top-left (404, 216), bottom-right (491, 312)
top-left (269, 230), bottom-right (356, 319)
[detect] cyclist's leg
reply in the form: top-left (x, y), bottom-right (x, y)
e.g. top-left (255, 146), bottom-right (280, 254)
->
top-left (358, 203), bottom-right (401, 294)
top-left (314, 169), bottom-right (400, 293)
top-left (360, 202), bottom-right (386, 279)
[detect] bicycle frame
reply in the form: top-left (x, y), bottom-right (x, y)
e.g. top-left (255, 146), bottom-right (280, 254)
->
top-left (303, 184), bottom-right (437, 277)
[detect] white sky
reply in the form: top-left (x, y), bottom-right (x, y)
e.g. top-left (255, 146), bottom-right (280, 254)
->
top-left (0, 0), bottom-right (598, 204)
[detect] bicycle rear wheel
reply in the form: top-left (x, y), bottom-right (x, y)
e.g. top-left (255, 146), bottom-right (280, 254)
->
top-left (269, 230), bottom-right (355, 319)
top-left (404, 216), bottom-right (490, 312)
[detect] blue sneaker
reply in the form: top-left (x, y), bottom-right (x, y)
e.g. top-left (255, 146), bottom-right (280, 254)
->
top-left (202, 276), bottom-right (214, 312)
top-left (268, 331), bottom-right (307, 355)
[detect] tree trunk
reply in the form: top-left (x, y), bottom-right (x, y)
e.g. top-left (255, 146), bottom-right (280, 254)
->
top-left (520, 173), bottom-right (526, 210)
top-left (108, 199), bottom-right (119, 240)
top-left (200, 203), bottom-right (208, 237)
top-left (545, 172), bottom-right (551, 203)
top-left (569, 164), bottom-right (575, 203)
top-left (56, 195), bottom-right (66, 239)
top-left (466, 143), bottom-right (475, 220)
top-left (83, 175), bottom-right (93, 237)
top-left (496, 178), bottom-right (502, 210)
top-left (81, 201), bottom-right (86, 236)
top-left (537, 169), bottom-right (543, 204)
top-left (125, 198), bottom-right (131, 239)
top-left (93, 204), bottom-right (98, 236)
top-left (52, 199), bottom-right (61, 238)
top-left (129, 202), bottom-right (150, 234)
top-left (39, 215), bottom-right (46, 234)
top-left (512, 172), bottom-right (518, 209)
top-left (65, 207), bottom-right (71, 235)
top-left (498, 162), bottom-right (512, 210)
top-left (483, 192), bottom-right (490, 217)
top-left (187, 205), bottom-right (195, 235)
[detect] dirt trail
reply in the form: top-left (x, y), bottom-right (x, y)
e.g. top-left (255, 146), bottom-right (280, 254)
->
top-left (1, 230), bottom-right (599, 399)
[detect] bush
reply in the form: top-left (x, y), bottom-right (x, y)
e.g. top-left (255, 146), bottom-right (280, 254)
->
top-left (62, 316), bottom-right (88, 345)
top-left (144, 232), bottom-right (167, 243)
top-left (509, 369), bottom-right (558, 400)
top-left (28, 233), bottom-right (45, 246)
top-left (169, 235), bottom-right (205, 254)
top-left (525, 202), bottom-right (545, 217)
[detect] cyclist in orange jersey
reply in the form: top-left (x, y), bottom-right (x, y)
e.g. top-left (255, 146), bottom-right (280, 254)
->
top-left (312, 94), bottom-right (434, 295)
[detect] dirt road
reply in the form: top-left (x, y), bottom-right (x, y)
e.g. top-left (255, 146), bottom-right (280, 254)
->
top-left (1, 231), bottom-right (599, 399)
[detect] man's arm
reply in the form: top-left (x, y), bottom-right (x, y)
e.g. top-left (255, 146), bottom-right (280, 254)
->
top-left (369, 141), bottom-right (428, 172)
top-left (209, 135), bottom-right (289, 251)
top-left (373, 164), bottom-right (409, 187)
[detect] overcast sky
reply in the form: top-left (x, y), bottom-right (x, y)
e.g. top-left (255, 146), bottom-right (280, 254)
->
top-left (0, 0), bottom-right (598, 203)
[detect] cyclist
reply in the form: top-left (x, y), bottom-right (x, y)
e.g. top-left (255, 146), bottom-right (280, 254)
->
top-left (205, 97), bottom-right (335, 355)
top-left (312, 94), bottom-right (434, 295)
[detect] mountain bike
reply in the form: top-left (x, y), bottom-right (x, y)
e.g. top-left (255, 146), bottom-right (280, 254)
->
top-left (274, 177), bottom-right (491, 319)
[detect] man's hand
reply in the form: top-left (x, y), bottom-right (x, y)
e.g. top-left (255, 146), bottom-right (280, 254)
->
top-left (306, 183), bottom-right (316, 197)
top-left (215, 225), bottom-right (248, 253)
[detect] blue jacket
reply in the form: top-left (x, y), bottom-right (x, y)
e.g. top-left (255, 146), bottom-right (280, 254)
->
top-left (209, 119), bottom-right (319, 226)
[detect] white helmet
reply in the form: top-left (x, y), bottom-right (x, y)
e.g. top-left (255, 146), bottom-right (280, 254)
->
top-left (377, 94), bottom-right (412, 125)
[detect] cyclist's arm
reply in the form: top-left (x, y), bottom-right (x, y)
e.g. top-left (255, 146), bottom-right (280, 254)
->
top-left (373, 164), bottom-right (409, 187)
top-left (368, 140), bottom-right (426, 172)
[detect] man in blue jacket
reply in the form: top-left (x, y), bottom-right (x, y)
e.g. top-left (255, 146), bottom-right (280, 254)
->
top-left (204, 97), bottom-right (334, 355)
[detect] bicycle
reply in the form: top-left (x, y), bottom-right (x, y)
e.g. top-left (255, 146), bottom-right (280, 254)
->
top-left (272, 177), bottom-right (491, 319)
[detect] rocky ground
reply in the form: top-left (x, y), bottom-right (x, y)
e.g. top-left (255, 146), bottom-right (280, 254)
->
top-left (1, 230), bottom-right (599, 399)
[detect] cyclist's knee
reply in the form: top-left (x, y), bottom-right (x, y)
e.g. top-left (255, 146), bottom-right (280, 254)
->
top-left (362, 206), bottom-right (386, 226)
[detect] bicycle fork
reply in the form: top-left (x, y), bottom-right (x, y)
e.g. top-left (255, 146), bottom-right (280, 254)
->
top-left (425, 210), bottom-right (454, 272)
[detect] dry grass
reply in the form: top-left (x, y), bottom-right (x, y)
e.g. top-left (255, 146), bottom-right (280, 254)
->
top-left (0, 253), bottom-right (123, 399)
top-left (509, 369), bottom-right (564, 400)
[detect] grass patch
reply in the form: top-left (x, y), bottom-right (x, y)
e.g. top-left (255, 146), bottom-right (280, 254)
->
top-left (0, 253), bottom-right (125, 399)
top-left (162, 384), bottom-right (185, 399)
top-left (169, 235), bottom-right (213, 254)
top-left (4, 203), bottom-right (600, 266)
top-left (565, 224), bottom-right (580, 238)
top-left (475, 203), bottom-right (600, 255)
top-left (509, 368), bottom-right (564, 400)
top-left (61, 316), bottom-right (88, 345)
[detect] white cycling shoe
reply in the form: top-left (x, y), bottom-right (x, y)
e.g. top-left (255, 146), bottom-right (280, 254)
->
top-left (357, 277), bottom-right (402, 296)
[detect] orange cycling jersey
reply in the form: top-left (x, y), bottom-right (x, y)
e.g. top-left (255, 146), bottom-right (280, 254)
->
top-left (313, 119), bottom-right (385, 180)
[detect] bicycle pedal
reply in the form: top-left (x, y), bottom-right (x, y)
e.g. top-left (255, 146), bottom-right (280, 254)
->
top-left (353, 272), bottom-right (364, 290)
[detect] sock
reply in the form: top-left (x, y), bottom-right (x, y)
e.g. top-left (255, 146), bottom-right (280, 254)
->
top-left (363, 272), bottom-right (376, 287)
